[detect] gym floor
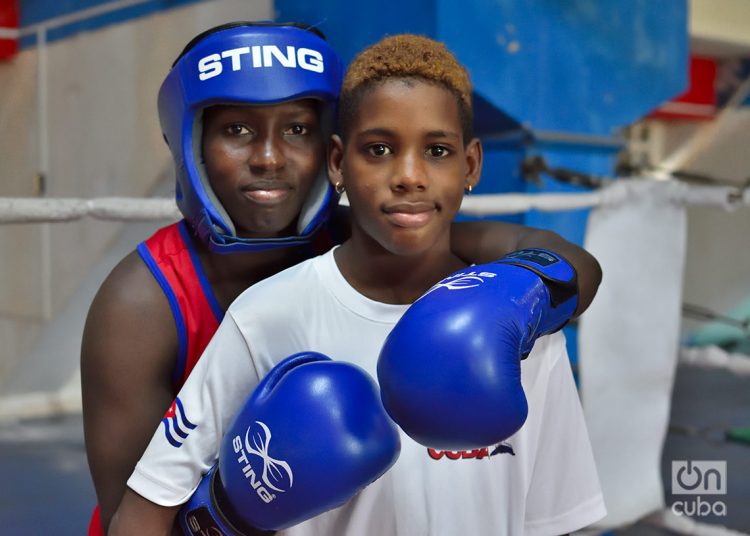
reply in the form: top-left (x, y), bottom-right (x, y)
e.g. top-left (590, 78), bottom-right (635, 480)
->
top-left (0, 362), bottom-right (748, 535)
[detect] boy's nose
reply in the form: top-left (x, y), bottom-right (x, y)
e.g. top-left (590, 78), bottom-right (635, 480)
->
top-left (392, 153), bottom-right (427, 193)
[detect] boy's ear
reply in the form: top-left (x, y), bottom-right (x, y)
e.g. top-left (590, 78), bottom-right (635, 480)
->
top-left (464, 137), bottom-right (483, 190)
top-left (327, 134), bottom-right (345, 188)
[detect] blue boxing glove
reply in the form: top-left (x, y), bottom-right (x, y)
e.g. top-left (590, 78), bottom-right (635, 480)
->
top-left (377, 248), bottom-right (577, 451)
top-left (179, 352), bottom-right (400, 535)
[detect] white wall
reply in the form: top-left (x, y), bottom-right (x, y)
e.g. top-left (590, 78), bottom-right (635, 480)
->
top-left (690, 0), bottom-right (750, 56)
top-left (682, 205), bottom-right (750, 336)
top-left (0, 0), bottom-right (273, 416)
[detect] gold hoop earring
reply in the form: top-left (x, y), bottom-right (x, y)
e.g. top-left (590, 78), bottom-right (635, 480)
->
top-left (334, 181), bottom-right (345, 195)
top-left (464, 184), bottom-right (473, 194)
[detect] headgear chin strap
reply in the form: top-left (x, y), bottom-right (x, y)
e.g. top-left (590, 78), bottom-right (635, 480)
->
top-left (158, 22), bottom-right (343, 253)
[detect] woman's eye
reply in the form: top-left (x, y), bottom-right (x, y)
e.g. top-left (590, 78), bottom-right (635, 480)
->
top-left (286, 124), bottom-right (309, 136)
top-left (368, 144), bottom-right (392, 156)
top-left (428, 145), bottom-right (450, 157)
top-left (226, 124), bottom-right (251, 136)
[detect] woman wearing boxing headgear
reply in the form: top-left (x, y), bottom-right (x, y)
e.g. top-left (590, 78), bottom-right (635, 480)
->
top-left (83, 22), bottom-right (602, 535)
top-left (82, 22), bottom-right (344, 534)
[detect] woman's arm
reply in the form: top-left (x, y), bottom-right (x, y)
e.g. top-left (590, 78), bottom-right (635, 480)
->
top-left (108, 490), bottom-right (179, 536)
top-left (82, 252), bottom-right (179, 532)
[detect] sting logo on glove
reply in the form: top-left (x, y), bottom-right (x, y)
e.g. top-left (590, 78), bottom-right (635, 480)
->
top-left (419, 270), bottom-right (498, 299)
top-left (233, 421), bottom-right (294, 504)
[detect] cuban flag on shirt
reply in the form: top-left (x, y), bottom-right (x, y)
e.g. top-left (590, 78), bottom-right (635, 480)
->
top-left (162, 397), bottom-right (197, 448)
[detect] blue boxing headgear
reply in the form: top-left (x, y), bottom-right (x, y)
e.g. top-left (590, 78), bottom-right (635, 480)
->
top-left (158, 22), bottom-right (343, 252)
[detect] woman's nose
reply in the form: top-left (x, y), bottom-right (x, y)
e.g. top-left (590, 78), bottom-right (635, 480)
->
top-left (249, 135), bottom-right (286, 171)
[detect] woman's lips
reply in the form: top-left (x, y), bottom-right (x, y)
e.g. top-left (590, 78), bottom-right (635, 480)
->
top-left (242, 181), bottom-right (292, 204)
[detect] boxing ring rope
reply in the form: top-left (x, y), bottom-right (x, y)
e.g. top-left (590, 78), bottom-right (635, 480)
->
top-left (0, 179), bottom-right (747, 223)
top-left (0, 197), bottom-right (181, 223)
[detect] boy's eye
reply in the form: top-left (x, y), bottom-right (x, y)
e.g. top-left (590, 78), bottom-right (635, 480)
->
top-left (286, 124), bottom-right (309, 136)
top-left (427, 145), bottom-right (450, 157)
top-left (368, 144), bottom-right (392, 156)
top-left (225, 124), bottom-right (251, 136)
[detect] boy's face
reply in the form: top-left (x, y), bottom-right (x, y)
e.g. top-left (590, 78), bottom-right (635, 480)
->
top-left (331, 79), bottom-right (481, 256)
top-left (201, 99), bottom-right (325, 239)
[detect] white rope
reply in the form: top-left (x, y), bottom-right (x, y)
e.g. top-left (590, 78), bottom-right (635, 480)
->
top-left (0, 180), bottom-right (746, 223)
top-left (459, 191), bottom-right (602, 215)
top-left (0, 197), bottom-right (180, 223)
top-left (679, 346), bottom-right (750, 377)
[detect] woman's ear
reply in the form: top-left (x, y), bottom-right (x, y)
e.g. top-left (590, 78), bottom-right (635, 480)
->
top-left (327, 134), bottom-right (345, 188)
top-left (464, 137), bottom-right (483, 191)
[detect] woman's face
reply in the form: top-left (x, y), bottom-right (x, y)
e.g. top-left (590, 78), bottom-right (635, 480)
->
top-left (330, 79), bottom-right (481, 257)
top-left (201, 99), bottom-right (325, 239)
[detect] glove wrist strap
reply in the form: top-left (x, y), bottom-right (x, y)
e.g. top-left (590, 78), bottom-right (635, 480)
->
top-left (496, 248), bottom-right (579, 336)
top-left (181, 468), bottom-right (275, 536)
top-left (496, 248), bottom-right (578, 308)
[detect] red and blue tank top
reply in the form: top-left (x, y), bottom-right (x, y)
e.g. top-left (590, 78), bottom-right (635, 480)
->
top-left (88, 219), bottom-right (338, 535)
top-left (136, 220), bottom-right (224, 388)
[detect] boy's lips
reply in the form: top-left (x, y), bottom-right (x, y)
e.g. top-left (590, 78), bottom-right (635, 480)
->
top-left (383, 201), bottom-right (437, 228)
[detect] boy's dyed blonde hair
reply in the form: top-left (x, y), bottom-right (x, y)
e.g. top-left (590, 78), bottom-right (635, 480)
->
top-left (338, 34), bottom-right (474, 142)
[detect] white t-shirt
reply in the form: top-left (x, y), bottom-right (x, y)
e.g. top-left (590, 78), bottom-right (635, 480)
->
top-left (130, 248), bottom-right (606, 535)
